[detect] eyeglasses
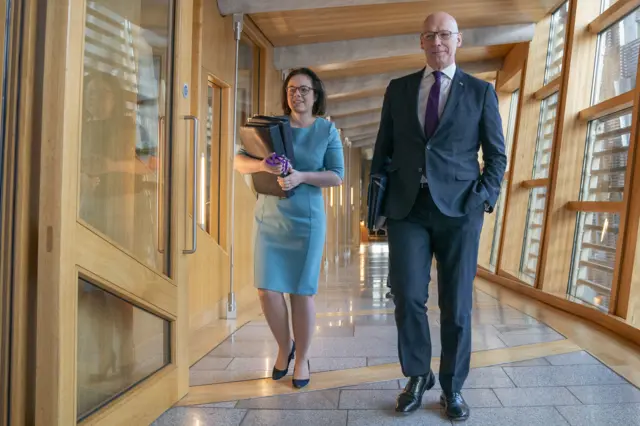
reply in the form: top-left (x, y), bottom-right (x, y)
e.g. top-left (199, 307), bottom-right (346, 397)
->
top-left (421, 31), bottom-right (458, 41)
top-left (286, 85), bottom-right (313, 96)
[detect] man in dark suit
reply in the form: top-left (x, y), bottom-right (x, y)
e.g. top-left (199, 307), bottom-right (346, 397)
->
top-left (370, 11), bottom-right (507, 421)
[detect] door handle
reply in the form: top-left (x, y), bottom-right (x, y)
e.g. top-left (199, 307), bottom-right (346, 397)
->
top-left (183, 115), bottom-right (199, 254)
top-left (157, 116), bottom-right (165, 254)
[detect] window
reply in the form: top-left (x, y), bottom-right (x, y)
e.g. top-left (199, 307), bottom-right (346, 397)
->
top-left (568, 212), bottom-right (620, 311)
top-left (545, 2), bottom-right (570, 83)
top-left (504, 89), bottom-right (520, 166)
top-left (199, 78), bottom-right (225, 243)
top-left (236, 36), bottom-right (260, 133)
top-left (487, 89), bottom-right (520, 272)
top-left (592, 7), bottom-right (640, 104)
top-left (517, 92), bottom-right (558, 284)
top-left (489, 179), bottom-right (509, 270)
top-left (520, 187), bottom-right (547, 285)
top-left (579, 110), bottom-right (632, 202)
top-left (532, 93), bottom-right (558, 179)
top-left (79, 0), bottom-right (171, 274)
top-left (237, 35), bottom-right (261, 189)
top-left (77, 278), bottom-right (170, 419)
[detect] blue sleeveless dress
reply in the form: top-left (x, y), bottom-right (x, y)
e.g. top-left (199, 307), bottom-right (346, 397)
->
top-left (245, 117), bottom-right (344, 295)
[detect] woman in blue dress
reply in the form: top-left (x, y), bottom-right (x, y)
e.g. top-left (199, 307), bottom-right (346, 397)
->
top-left (234, 68), bottom-right (344, 388)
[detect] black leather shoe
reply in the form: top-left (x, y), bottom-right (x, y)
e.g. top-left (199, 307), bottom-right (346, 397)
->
top-left (395, 371), bottom-right (436, 414)
top-left (440, 392), bottom-right (470, 421)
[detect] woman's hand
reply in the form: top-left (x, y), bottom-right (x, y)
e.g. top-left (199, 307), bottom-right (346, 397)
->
top-left (260, 153), bottom-right (283, 175)
top-left (278, 169), bottom-right (305, 191)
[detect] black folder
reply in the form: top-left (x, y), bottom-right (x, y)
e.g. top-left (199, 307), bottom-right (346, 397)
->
top-left (367, 158), bottom-right (391, 231)
top-left (238, 115), bottom-right (296, 198)
top-left (367, 172), bottom-right (388, 231)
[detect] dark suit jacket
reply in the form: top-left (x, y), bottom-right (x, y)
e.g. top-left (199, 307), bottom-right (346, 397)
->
top-left (370, 67), bottom-right (507, 219)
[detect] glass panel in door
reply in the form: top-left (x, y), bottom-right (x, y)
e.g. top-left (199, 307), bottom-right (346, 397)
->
top-left (76, 0), bottom-right (176, 421)
top-left (79, 0), bottom-right (171, 274)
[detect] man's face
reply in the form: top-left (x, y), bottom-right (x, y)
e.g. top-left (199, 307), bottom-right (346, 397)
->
top-left (420, 13), bottom-right (462, 70)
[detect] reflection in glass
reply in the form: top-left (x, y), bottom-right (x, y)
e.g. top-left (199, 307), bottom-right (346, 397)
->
top-left (580, 110), bottom-right (632, 202)
top-left (568, 212), bottom-right (620, 311)
top-left (237, 37), bottom-right (259, 189)
top-left (79, 0), bottom-right (172, 273)
top-left (544, 2), bottom-right (569, 84)
top-left (199, 80), bottom-right (223, 242)
top-left (237, 37), bottom-right (258, 132)
top-left (592, 7), bottom-right (640, 104)
top-left (201, 84), bottom-right (213, 233)
top-left (532, 93), bottom-right (558, 179)
top-left (77, 278), bottom-right (170, 420)
top-left (519, 187), bottom-right (547, 285)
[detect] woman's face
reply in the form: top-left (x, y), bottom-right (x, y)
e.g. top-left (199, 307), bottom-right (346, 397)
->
top-left (85, 78), bottom-right (115, 120)
top-left (286, 74), bottom-right (316, 115)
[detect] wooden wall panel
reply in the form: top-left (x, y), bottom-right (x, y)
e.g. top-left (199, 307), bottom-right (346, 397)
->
top-left (496, 42), bottom-right (528, 93)
top-left (538, 0), bottom-right (600, 295)
top-left (498, 17), bottom-right (552, 277)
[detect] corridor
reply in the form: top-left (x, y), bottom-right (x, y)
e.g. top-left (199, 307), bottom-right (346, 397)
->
top-left (153, 243), bottom-right (640, 425)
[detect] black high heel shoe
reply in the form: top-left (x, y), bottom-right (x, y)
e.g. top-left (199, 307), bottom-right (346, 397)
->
top-left (292, 360), bottom-right (311, 389)
top-left (272, 341), bottom-right (295, 380)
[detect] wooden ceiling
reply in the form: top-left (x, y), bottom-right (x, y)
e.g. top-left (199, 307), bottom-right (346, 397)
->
top-left (246, 0), bottom-right (561, 147)
top-left (250, 0), bottom-right (563, 46)
top-left (312, 44), bottom-right (513, 80)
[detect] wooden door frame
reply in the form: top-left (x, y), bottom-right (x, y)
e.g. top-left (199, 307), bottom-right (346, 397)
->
top-left (0, 0), bottom-right (42, 424)
top-left (34, 0), bottom-right (192, 424)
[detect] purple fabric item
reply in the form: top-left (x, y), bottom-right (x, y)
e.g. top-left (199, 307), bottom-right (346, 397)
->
top-left (424, 70), bottom-right (442, 139)
top-left (265, 153), bottom-right (290, 175)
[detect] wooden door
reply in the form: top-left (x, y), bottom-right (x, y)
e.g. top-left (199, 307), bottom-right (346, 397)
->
top-left (35, 0), bottom-right (193, 424)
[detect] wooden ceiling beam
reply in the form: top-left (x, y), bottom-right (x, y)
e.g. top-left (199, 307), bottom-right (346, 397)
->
top-left (274, 23), bottom-right (534, 69)
top-left (327, 96), bottom-right (384, 116)
top-left (351, 137), bottom-right (377, 148)
top-left (323, 59), bottom-right (502, 98)
top-left (218, 0), bottom-right (439, 15)
top-left (333, 110), bottom-right (382, 129)
top-left (343, 123), bottom-right (380, 139)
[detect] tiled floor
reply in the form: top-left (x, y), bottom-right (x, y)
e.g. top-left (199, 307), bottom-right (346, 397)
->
top-left (154, 243), bottom-right (640, 425)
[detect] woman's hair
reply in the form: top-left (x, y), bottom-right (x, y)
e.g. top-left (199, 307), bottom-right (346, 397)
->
top-left (281, 67), bottom-right (327, 116)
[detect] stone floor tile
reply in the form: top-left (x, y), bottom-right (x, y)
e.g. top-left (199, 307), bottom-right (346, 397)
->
top-left (461, 407), bottom-right (569, 425)
top-left (502, 365), bottom-right (626, 387)
top-left (567, 384), bottom-right (640, 404)
top-left (240, 409), bottom-right (347, 426)
top-left (493, 387), bottom-right (581, 406)
top-left (346, 409), bottom-right (452, 425)
top-left (556, 403), bottom-right (640, 426)
top-left (151, 407), bottom-right (247, 426)
top-left (544, 351), bottom-right (600, 366)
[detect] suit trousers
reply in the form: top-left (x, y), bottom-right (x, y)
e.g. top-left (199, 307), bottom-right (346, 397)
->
top-left (387, 185), bottom-right (484, 394)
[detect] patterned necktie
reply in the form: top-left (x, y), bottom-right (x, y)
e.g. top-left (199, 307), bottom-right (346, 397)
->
top-left (424, 70), bottom-right (442, 139)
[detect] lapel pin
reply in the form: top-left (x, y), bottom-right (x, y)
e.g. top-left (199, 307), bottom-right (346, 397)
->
top-left (459, 81), bottom-right (464, 86)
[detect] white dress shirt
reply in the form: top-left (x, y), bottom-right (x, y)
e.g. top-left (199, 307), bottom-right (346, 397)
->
top-left (419, 63), bottom-right (456, 183)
